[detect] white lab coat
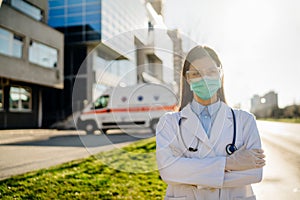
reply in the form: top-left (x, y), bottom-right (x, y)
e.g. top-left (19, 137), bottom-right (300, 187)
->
top-left (156, 102), bottom-right (263, 200)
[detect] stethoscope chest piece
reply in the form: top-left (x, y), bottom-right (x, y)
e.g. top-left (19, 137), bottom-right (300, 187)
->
top-left (226, 143), bottom-right (237, 155)
top-left (188, 147), bottom-right (198, 152)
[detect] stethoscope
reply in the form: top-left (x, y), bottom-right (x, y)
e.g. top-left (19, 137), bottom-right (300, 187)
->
top-left (178, 108), bottom-right (237, 155)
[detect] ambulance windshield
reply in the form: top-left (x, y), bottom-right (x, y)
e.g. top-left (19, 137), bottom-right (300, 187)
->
top-left (93, 95), bottom-right (109, 109)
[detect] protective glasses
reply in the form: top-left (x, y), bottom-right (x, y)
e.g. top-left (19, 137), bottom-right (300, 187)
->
top-left (186, 67), bottom-right (223, 80)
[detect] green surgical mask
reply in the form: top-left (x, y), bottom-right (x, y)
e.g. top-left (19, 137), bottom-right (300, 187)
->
top-left (190, 77), bottom-right (221, 100)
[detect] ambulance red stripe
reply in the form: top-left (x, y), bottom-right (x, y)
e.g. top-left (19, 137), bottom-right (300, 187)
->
top-left (82, 104), bottom-right (177, 115)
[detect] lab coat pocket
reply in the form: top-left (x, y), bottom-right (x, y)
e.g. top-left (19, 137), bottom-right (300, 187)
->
top-left (233, 195), bottom-right (256, 200)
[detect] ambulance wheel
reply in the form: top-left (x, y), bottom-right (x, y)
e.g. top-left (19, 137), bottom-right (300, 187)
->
top-left (150, 119), bottom-right (159, 133)
top-left (83, 120), bottom-right (97, 134)
top-left (76, 119), bottom-right (86, 131)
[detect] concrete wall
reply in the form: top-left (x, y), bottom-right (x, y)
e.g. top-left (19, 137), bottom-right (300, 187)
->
top-left (0, 2), bottom-right (65, 128)
top-left (27, 0), bottom-right (48, 22)
top-left (0, 4), bottom-right (64, 89)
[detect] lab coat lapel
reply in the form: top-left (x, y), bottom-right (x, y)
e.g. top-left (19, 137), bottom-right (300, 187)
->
top-left (209, 102), bottom-right (225, 144)
top-left (180, 103), bottom-right (234, 158)
top-left (209, 103), bottom-right (232, 148)
top-left (180, 104), bottom-right (211, 148)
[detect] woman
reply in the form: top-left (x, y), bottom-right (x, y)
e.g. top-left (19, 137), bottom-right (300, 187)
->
top-left (156, 46), bottom-right (265, 200)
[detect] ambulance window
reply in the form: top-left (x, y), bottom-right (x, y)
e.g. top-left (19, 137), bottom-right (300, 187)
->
top-left (94, 95), bottom-right (109, 109)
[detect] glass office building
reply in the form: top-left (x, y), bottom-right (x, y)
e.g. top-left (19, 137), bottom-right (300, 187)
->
top-left (48, 0), bottom-right (102, 43)
top-left (48, 0), bottom-right (148, 44)
top-left (48, 0), bottom-right (150, 114)
top-left (48, 0), bottom-right (174, 124)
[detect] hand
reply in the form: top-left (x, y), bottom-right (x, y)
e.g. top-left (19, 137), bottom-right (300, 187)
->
top-left (225, 145), bottom-right (265, 171)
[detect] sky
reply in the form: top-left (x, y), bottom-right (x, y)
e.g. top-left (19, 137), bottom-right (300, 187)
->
top-left (164, 0), bottom-right (300, 110)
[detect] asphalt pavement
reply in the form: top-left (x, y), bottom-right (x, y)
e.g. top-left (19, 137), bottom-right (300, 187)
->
top-left (1, 121), bottom-right (300, 200)
top-left (0, 129), bottom-right (154, 180)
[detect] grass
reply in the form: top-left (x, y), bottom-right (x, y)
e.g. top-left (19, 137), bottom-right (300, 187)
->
top-left (259, 118), bottom-right (300, 123)
top-left (0, 137), bottom-right (167, 199)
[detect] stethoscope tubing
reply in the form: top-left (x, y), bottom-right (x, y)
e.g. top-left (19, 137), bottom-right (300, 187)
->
top-left (178, 108), bottom-right (237, 155)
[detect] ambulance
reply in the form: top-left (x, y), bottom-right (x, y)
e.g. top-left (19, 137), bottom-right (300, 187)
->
top-left (77, 83), bottom-right (178, 134)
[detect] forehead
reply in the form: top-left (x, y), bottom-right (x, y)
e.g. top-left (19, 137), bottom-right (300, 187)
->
top-left (189, 57), bottom-right (217, 70)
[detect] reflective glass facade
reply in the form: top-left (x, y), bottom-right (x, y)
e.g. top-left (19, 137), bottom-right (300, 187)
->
top-left (48, 0), bottom-right (148, 44)
top-left (101, 0), bottom-right (148, 61)
top-left (96, 0), bottom-right (148, 89)
top-left (101, 0), bottom-right (147, 41)
top-left (49, 0), bottom-right (101, 31)
top-left (48, 0), bottom-right (101, 43)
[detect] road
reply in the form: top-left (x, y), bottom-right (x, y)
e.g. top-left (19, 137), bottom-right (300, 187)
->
top-left (0, 121), bottom-right (300, 199)
top-left (0, 129), bottom-right (153, 180)
top-left (253, 120), bottom-right (300, 200)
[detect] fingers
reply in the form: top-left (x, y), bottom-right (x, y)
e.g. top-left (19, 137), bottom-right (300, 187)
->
top-left (240, 148), bottom-right (265, 158)
top-left (240, 147), bottom-right (266, 168)
top-left (255, 157), bottom-right (266, 164)
top-left (250, 149), bottom-right (266, 159)
top-left (255, 158), bottom-right (266, 168)
top-left (251, 155), bottom-right (265, 167)
top-left (252, 151), bottom-right (265, 159)
top-left (239, 149), bottom-right (265, 159)
top-left (254, 149), bottom-right (266, 168)
top-left (252, 149), bottom-right (264, 154)
top-left (227, 146), bottom-right (267, 170)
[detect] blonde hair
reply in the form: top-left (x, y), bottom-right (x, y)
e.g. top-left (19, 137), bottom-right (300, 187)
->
top-left (178, 46), bottom-right (226, 111)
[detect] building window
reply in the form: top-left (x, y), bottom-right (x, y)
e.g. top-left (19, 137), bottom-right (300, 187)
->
top-left (0, 27), bottom-right (23, 58)
top-left (9, 86), bottom-right (32, 112)
top-left (29, 41), bottom-right (58, 68)
top-left (11, 0), bottom-right (43, 21)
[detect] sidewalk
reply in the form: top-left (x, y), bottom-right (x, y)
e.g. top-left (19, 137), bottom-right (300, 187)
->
top-left (0, 129), bottom-right (150, 180)
top-left (0, 129), bottom-right (86, 145)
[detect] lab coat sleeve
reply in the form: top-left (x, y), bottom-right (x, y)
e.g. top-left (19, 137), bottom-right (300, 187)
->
top-left (156, 113), bottom-right (227, 188)
top-left (223, 111), bottom-right (263, 188)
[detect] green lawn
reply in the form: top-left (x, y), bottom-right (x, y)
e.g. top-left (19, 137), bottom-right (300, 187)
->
top-left (259, 118), bottom-right (300, 123)
top-left (0, 137), bottom-right (167, 200)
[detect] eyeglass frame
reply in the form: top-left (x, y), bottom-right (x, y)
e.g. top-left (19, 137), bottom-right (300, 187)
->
top-left (185, 66), bottom-right (223, 80)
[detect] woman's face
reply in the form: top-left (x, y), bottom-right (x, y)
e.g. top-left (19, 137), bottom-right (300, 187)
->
top-left (186, 57), bottom-right (221, 82)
